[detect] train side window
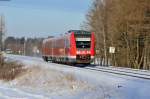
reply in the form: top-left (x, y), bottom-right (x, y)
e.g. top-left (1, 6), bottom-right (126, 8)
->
top-left (65, 38), bottom-right (70, 48)
top-left (49, 41), bottom-right (52, 48)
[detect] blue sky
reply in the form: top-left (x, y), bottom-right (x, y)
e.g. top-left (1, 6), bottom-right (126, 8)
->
top-left (0, 0), bottom-right (92, 37)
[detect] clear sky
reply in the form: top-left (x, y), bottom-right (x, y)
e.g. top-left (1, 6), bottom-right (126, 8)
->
top-left (0, 0), bottom-right (92, 38)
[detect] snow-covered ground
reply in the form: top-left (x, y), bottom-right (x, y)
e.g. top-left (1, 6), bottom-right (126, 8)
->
top-left (0, 54), bottom-right (150, 99)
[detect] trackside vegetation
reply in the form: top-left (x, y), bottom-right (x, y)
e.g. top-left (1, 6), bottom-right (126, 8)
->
top-left (85, 0), bottom-right (150, 69)
top-left (0, 53), bottom-right (26, 81)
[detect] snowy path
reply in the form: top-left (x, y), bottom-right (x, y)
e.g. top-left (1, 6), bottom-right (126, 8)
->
top-left (0, 54), bottom-right (150, 99)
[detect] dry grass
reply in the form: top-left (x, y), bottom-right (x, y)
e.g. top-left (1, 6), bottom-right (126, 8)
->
top-left (0, 61), bottom-right (27, 81)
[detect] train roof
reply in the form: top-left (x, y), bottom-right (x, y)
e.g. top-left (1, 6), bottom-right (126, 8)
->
top-left (43, 30), bottom-right (93, 43)
top-left (43, 34), bottom-right (67, 43)
top-left (68, 30), bottom-right (91, 34)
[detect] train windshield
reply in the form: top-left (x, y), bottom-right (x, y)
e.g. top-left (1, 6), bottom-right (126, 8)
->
top-left (76, 38), bottom-right (91, 49)
top-left (76, 41), bottom-right (91, 48)
top-left (74, 30), bottom-right (91, 49)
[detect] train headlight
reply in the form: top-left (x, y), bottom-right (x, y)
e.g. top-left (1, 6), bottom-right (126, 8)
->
top-left (77, 51), bottom-right (80, 54)
top-left (87, 51), bottom-right (91, 54)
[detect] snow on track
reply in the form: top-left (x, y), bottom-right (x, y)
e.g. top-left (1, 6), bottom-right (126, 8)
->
top-left (1, 54), bottom-right (150, 99)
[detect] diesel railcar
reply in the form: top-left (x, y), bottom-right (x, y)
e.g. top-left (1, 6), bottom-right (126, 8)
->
top-left (42, 30), bottom-right (95, 64)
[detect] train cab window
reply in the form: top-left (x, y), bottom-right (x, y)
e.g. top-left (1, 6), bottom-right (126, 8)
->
top-left (76, 41), bottom-right (91, 49)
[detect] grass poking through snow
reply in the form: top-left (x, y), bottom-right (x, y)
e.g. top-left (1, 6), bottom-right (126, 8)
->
top-left (0, 62), bottom-right (27, 81)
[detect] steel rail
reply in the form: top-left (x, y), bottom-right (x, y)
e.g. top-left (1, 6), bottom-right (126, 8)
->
top-left (94, 66), bottom-right (150, 77)
top-left (83, 66), bottom-right (150, 80)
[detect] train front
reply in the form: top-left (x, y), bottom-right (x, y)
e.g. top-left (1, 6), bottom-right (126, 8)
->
top-left (69, 30), bottom-right (95, 64)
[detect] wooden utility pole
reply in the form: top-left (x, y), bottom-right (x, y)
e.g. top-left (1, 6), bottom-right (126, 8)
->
top-left (0, 15), bottom-right (5, 51)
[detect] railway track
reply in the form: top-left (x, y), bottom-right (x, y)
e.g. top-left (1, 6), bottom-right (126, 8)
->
top-left (44, 61), bottom-right (150, 80)
top-left (39, 55), bottom-right (150, 80)
top-left (83, 66), bottom-right (150, 80)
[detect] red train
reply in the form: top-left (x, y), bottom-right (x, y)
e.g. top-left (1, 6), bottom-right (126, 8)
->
top-left (42, 30), bottom-right (95, 64)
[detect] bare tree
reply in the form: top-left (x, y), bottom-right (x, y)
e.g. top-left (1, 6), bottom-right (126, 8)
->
top-left (85, 0), bottom-right (150, 69)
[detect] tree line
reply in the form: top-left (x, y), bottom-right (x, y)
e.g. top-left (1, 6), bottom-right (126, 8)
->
top-left (85, 0), bottom-right (150, 69)
top-left (4, 37), bottom-right (44, 56)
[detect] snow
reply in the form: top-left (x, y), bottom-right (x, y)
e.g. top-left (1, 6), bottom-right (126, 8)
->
top-left (0, 54), bottom-right (150, 99)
